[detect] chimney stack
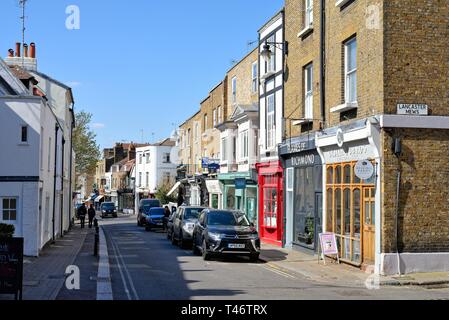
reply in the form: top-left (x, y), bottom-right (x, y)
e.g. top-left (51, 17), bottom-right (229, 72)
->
top-left (8, 49), bottom-right (14, 57)
top-left (15, 42), bottom-right (21, 57)
top-left (30, 43), bottom-right (36, 58)
top-left (23, 44), bottom-right (29, 58)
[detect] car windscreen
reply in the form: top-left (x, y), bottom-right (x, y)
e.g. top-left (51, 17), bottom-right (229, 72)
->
top-left (184, 208), bottom-right (204, 220)
top-left (142, 200), bottom-right (161, 208)
top-left (207, 211), bottom-right (250, 227)
top-left (102, 203), bottom-right (115, 209)
top-left (149, 208), bottom-right (165, 216)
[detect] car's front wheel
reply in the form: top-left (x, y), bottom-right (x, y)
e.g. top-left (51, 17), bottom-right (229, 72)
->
top-left (249, 253), bottom-right (260, 263)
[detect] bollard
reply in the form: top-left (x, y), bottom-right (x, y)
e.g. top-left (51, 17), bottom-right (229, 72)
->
top-left (94, 218), bottom-right (100, 257)
top-left (94, 232), bottom-right (99, 257)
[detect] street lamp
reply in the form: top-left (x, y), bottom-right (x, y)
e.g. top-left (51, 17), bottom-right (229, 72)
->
top-left (260, 40), bottom-right (289, 61)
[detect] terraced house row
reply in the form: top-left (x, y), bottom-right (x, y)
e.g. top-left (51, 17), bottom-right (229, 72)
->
top-left (172, 0), bottom-right (449, 276)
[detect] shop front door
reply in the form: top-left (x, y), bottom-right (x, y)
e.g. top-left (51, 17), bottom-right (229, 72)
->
top-left (362, 188), bottom-right (375, 263)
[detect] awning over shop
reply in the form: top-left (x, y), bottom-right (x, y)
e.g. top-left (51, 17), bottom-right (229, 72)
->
top-left (94, 195), bottom-right (104, 203)
top-left (206, 180), bottom-right (222, 194)
top-left (167, 181), bottom-right (181, 197)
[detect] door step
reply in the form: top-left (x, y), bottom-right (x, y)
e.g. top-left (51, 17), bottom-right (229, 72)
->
top-left (361, 264), bottom-right (375, 274)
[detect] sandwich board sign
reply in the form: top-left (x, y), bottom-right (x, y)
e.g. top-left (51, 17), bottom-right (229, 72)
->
top-left (0, 238), bottom-right (24, 300)
top-left (318, 233), bottom-right (340, 265)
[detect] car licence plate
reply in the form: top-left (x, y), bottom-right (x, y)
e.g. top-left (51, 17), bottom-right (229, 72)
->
top-left (228, 243), bottom-right (245, 249)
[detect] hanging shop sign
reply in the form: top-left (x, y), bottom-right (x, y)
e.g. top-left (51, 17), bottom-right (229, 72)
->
top-left (397, 104), bottom-right (428, 116)
top-left (354, 160), bottom-right (375, 180)
top-left (235, 178), bottom-right (247, 190)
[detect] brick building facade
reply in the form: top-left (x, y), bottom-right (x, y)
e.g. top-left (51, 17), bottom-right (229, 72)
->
top-left (283, 0), bottom-right (449, 274)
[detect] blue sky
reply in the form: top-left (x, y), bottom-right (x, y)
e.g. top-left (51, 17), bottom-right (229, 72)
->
top-left (0, 0), bottom-right (283, 149)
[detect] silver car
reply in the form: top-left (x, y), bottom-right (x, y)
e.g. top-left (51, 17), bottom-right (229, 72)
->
top-left (170, 206), bottom-right (207, 249)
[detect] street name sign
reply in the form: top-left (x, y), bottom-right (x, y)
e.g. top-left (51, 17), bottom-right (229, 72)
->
top-left (397, 104), bottom-right (428, 116)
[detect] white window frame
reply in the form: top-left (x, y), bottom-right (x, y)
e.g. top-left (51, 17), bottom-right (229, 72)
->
top-left (266, 94), bottom-right (275, 150)
top-left (239, 130), bottom-right (249, 160)
top-left (267, 35), bottom-right (276, 73)
top-left (232, 77), bottom-right (237, 104)
top-left (204, 114), bottom-right (208, 131)
top-left (163, 153), bottom-right (170, 163)
top-left (345, 37), bottom-right (357, 104)
top-left (251, 62), bottom-right (258, 93)
top-left (1, 197), bottom-right (18, 222)
top-left (221, 137), bottom-right (227, 162)
top-left (187, 129), bottom-right (191, 147)
top-left (304, 63), bottom-right (314, 120)
top-left (146, 153), bottom-right (150, 164)
top-left (305, 0), bottom-right (314, 27)
top-left (145, 172), bottom-right (149, 188)
top-left (213, 109), bottom-right (217, 127)
top-left (138, 172), bottom-right (142, 187)
top-left (218, 106), bottom-right (222, 124)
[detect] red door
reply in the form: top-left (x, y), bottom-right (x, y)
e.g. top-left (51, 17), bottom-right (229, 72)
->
top-left (257, 162), bottom-right (284, 247)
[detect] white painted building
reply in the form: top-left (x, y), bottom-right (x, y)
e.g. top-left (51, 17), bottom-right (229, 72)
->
top-left (0, 57), bottom-right (71, 256)
top-left (134, 138), bottom-right (178, 209)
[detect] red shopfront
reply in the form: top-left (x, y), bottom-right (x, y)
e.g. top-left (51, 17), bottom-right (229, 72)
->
top-left (256, 161), bottom-right (284, 247)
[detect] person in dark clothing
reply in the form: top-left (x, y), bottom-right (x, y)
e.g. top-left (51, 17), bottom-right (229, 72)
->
top-left (77, 203), bottom-right (87, 229)
top-left (88, 204), bottom-right (96, 228)
top-left (163, 206), bottom-right (171, 231)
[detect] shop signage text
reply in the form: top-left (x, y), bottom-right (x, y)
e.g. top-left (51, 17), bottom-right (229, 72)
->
top-left (323, 142), bottom-right (376, 164)
top-left (319, 233), bottom-right (339, 256)
top-left (397, 104), bottom-right (428, 116)
top-left (291, 154), bottom-right (315, 167)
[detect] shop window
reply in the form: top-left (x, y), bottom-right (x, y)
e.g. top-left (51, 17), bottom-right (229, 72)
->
top-left (335, 189), bottom-right (341, 234)
top-left (335, 165), bottom-right (342, 184)
top-left (344, 165), bottom-right (351, 184)
top-left (353, 189), bottom-right (361, 236)
top-left (326, 189), bottom-right (333, 232)
top-left (327, 167), bottom-right (334, 185)
top-left (353, 163), bottom-right (361, 184)
top-left (263, 187), bottom-right (278, 228)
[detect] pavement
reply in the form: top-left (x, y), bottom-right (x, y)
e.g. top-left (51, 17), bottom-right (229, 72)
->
top-left (0, 222), bottom-right (95, 300)
top-left (260, 244), bottom-right (449, 288)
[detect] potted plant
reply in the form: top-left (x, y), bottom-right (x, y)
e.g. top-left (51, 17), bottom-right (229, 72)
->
top-left (0, 223), bottom-right (15, 238)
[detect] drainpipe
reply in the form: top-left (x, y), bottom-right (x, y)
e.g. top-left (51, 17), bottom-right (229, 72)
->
top-left (60, 138), bottom-right (66, 237)
top-left (52, 123), bottom-right (60, 243)
top-left (320, 0), bottom-right (326, 125)
top-left (393, 137), bottom-right (402, 276)
top-left (68, 108), bottom-right (75, 229)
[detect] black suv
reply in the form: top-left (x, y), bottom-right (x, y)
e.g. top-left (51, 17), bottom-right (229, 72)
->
top-left (192, 209), bottom-right (260, 262)
top-left (100, 202), bottom-right (118, 218)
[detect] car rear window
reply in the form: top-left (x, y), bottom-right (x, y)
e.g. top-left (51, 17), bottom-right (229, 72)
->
top-left (184, 208), bottom-right (204, 220)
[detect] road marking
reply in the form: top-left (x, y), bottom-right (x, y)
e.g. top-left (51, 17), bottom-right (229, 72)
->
top-left (109, 234), bottom-right (132, 300)
top-left (110, 236), bottom-right (140, 300)
top-left (261, 264), bottom-right (297, 280)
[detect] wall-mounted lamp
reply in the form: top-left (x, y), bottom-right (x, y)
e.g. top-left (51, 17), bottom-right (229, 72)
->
top-left (260, 40), bottom-right (289, 60)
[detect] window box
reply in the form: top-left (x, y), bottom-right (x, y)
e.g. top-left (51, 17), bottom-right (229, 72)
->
top-left (298, 25), bottom-right (314, 39)
top-left (330, 102), bottom-right (359, 114)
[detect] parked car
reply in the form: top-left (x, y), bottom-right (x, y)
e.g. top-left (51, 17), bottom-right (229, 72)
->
top-left (144, 207), bottom-right (165, 231)
top-left (192, 209), bottom-right (260, 262)
top-left (137, 199), bottom-right (162, 226)
top-left (170, 206), bottom-right (207, 248)
top-left (100, 202), bottom-right (118, 218)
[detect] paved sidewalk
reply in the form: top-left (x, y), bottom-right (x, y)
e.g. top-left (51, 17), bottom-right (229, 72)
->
top-left (0, 223), bottom-right (93, 300)
top-left (260, 244), bottom-right (449, 288)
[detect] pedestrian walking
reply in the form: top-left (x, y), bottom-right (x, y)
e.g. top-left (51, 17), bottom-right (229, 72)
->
top-left (163, 206), bottom-right (171, 231)
top-left (77, 203), bottom-right (87, 229)
top-left (88, 204), bottom-right (96, 228)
